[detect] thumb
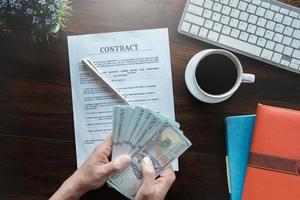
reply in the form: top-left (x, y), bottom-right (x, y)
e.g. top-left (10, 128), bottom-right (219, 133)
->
top-left (101, 155), bottom-right (132, 177)
top-left (141, 157), bottom-right (155, 187)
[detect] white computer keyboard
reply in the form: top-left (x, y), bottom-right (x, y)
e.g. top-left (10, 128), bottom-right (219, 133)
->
top-left (178, 0), bottom-right (300, 74)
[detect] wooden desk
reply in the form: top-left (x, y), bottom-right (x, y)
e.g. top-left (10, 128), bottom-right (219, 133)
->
top-left (0, 0), bottom-right (300, 199)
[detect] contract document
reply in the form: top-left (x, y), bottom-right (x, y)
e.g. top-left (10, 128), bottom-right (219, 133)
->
top-left (67, 28), bottom-right (177, 170)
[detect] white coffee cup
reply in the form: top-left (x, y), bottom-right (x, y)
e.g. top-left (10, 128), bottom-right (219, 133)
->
top-left (185, 49), bottom-right (255, 103)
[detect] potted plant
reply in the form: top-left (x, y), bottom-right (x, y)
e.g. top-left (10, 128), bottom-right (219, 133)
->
top-left (0, 0), bottom-right (71, 42)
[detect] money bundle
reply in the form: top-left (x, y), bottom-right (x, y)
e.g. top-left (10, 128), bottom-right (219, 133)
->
top-left (107, 105), bottom-right (191, 199)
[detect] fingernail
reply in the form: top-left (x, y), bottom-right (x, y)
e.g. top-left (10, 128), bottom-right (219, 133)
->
top-left (118, 155), bottom-right (132, 168)
top-left (143, 157), bottom-right (152, 165)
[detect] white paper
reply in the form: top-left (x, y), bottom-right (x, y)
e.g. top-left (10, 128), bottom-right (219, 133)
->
top-left (67, 28), bottom-right (177, 170)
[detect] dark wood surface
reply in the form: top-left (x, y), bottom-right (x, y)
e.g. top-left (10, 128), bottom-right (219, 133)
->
top-left (1, 0), bottom-right (300, 199)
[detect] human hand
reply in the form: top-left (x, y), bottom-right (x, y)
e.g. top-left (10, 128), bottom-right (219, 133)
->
top-left (75, 133), bottom-right (132, 192)
top-left (50, 133), bottom-right (131, 200)
top-left (136, 157), bottom-right (176, 200)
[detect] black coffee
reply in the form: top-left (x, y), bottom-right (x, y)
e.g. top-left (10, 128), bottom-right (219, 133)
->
top-left (195, 54), bottom-right (238, 95)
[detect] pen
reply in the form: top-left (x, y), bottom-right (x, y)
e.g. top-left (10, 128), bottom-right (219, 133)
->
top-left (82, 58), bottom-right (129, 105)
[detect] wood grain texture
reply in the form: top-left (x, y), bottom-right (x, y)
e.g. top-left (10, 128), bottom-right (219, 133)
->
top-left (0, 0), bottom-right (300, 199)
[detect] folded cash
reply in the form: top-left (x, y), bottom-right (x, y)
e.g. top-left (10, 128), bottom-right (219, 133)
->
top-left (107, 105), bottom-right (192, 199)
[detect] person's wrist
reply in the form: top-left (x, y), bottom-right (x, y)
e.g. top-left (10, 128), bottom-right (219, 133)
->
top-left (62, 170), bottom-right (91, 199)
top-left (69, 169), bottom-right (91, 196)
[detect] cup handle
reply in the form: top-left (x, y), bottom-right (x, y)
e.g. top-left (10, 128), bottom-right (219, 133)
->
top-left (242, 73), bottom-right (255, 83)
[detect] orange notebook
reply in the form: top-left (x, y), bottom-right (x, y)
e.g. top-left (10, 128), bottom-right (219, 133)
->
top-left (242, 104), bottom-right (300, 200)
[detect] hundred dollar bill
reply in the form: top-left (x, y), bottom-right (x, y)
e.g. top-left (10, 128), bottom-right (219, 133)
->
top-left (115, 105), bottom-right (132, 157)
top-left (117, 106), bottom-right (135, 156)
top-left (116, 106), bottom-right (125, 156)
top-left (108, 123), bottom-right (191, 199)
top-left (112, 106), bottom-right (120, 160)
top-left (121, 107), bottom-right (146, 154)
top-left (129, 110), bottom-right (181, 156)
top-left (128, 112), bottom-right (165, 155)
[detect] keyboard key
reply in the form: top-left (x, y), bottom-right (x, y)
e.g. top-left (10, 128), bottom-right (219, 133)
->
top-left (212, 12), bottom-right (222, 21)
top-left (283, 27), bottom-right (294, 36)
top-left (240, 12), bottom-right (249, 21)
top-left (265, 10), bottom-right (275, 20)
top-left (266, 21), bottom-right (275, 30)
top-left (220, 0), bottom-right (229, 4)
top-left (290, 62), bottom-right (299, 69)
top-left (292, 59), bottom-right (300, 65)
top-left (256, 27), bottom-right (265, 37)
top-left (280, 8), bottom-right (289, 15)
top-left (282, 36), bottom-right (292, 46)
top-left (247, 24), bottom-right (256, 34)
top-left (283, 16), bottom-right (293, 26)
top-left (266, 41), bottom-right (275, 50)
top-left (256, 7), bottom-right (266, 17)
top-left (291, 19), bottom-right (300, 29)
top-left (283, 46), bottom-right (293, 56)
top-left (204, 0), bottom-right (213, 9)
top-left (273, 33), bottom-right (283, 43)
top-left (261, 49), bottom-right (273, 60)
top-left (185, 13), bottom-right (205, 26)
top-left (274, 13), bottom-right (284, 23)
top-left (261, 2), bottom-right (270, 9)
top-left (249, 15), bottom-right (258, 24)
top-left (238, 1), bottom-right (248, 11)
top-left (207, 30), bottom-right (220, 41)
top-left (248, 34), bottom-right (258, 44)
top-left (213, 3), bottom-right (222, 12)
top-left (203, 9), bottom-right (213, 18)
top-left (231, 28), bottom-right (240, 38)
top-left (221, 6), bottom-right (231, 15)
top-left (293, 30), bottom-right (300, 39)
top-left (229, 0), bottom-right (239, 7)
top-left (239, 31), bottom-right (249, 41)
top-left (230, 9), bottom-right (240, 18)
top-left (252, 0), bottom-right (261, 6)
top-left (281, 59), bottom-right (290, 67)
top-left (247, 4), bottom-right (257, 14)
top-left (187, 4), bottom-right (204, 16)
top-left (289, 11), bottom-right (299, 19)
top-left (272, 53), bottom-right (282, 63)
top-left (275, 43), bottom-right (284, 53)
top-left (213, 23), bottom-right (223, 32)
top-left (274, 24), bottom-right (285, 33)
top-left (238, 21), bottom-right (248, 31)
top-left (293, 49), bottom-right (300, 59)
top-left (291, 39), bottom-right (300, 49)
top-left (218, 35), bottom-right (262, 56)
top-left (222, 25), bottom-right (232, 35)
top-left (181, 22), bottom-right (191, 32)
top-left (257, 18), bottom-right (267, 27)
top-left (204, 19), bottom-right (214, 29)
top-left (190, 24), bottom-right (200, 35)
top-left (220, 15), bottom-right (230, 25)
top-left (229, 18), bottom-right (239, 27)
top-left (257, 37), bottom-right (266, 47)
top-left (265, 30), bottom-right (274, 40)
top-left (270, 5), bottom-right (279, 12)
top-left (199, 27), bottom-right (209, 38)
top-left (190, 0), bottom-right (204, 6)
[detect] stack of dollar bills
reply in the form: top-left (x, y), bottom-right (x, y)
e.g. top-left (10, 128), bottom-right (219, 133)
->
top-left (107, 105), bottom-right (192, 199)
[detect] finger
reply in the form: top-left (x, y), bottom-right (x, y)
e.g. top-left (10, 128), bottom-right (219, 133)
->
top-left (95, 133), bottom-right (113, 157)
top-left (141, 157), bottom-right (155, 188)
top-left (156, 166), bottom-right (176, 192)
top-left (159, 166), bottom-right (175, 179)
top-left (99, 155), bottom-right (132, 177)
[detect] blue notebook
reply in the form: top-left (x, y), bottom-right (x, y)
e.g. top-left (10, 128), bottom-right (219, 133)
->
top-left (225, 115), bottom-right (255, 200)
